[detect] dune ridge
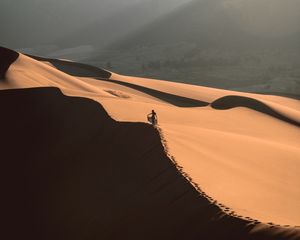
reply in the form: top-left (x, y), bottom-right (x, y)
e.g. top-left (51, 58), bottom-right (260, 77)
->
top-left (26, 54), bottom-right (112, 78)
top-left (0, 47), bottom-right (19, 78)
top-left (1, 46), bottom-right (300, 238)
top-left (102, 76), bottom-right (300, 126)
top-left (211, 95), bottom-right (300, 127)
top-left (1, 87), bottom-right (299, 240)
top-left (99, 78), bottom-right (209, 107)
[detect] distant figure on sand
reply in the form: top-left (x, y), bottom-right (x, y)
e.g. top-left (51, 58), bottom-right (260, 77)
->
top-left (147, 110), bottom-right (158, 125)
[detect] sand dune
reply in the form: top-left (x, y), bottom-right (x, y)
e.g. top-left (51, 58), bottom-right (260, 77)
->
top-left (0, 47), bottom-right (19, 78)
top-left (1, 46), bottom-right (300, 239)
top-left (211, 95), bottom-right (300, 127)
top-left (27, 54), bottom-right (112, 78)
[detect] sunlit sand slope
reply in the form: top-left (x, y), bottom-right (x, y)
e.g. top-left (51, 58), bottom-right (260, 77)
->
top-left (1, 46), bottom-right (299, 239)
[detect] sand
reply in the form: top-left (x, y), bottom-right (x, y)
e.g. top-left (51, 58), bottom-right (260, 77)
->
top-left (0, 46), bottom-right (300, 239)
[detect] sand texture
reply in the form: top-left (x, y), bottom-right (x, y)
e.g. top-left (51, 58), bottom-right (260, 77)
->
top-left (1, 46), bottom-right (299, 239)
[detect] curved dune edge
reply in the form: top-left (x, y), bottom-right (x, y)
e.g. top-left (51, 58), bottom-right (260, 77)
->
top-left (211, 95), bottom-right (300, 127)
top-left (158, 125), bottom-right (300, 229)
top-left (0, 47), bottom-right (19, 78)
top-left (101, 76), bottom-right (300, 125)
top-left (0, 86), bottom-right (299, 240)
top-left (1, 46), bottom-right (299, 126)
top-left (103, 73), bottom-right (300, 128)
top-left (26, 53), bottom-right (112, 79)
top-left (1, 45), bottom-right (300, 232)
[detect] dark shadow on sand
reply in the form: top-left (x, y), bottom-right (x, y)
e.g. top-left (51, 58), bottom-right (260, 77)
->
top-left (0, 46), bottom-right (19, 79)
top-left (0, 87), bottom-right (298, 240)
top-left (211, 95), bottom-right (300, 127)
top-left (98, 78), bottom-right (209, 107)
top-left (26, 54), bottom-right (112, 79)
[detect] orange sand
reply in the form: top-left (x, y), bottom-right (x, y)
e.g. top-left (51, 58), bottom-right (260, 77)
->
top-left (1, 48), bottom-right (300, 239)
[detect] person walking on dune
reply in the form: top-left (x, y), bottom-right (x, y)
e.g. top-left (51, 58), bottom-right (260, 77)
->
top-left (148, 110), bottom-right (158, 125)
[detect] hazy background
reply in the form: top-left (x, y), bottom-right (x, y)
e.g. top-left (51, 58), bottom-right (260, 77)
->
top-left (0, 0), bottom-right (189, 48)
top-left (1, 0), bottom-right (299, 97)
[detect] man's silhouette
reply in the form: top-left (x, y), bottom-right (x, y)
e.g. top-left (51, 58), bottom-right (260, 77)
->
top-left (147, 110), bottom-right (158, 125)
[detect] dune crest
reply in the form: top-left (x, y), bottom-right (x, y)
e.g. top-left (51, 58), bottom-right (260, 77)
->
top-left (211, 95), bottom-right (300, 127)
top-left (26, 54), bottom-right (112, 78)
top-left (0, 47), bottom-right (300, 239)
top-left (1, 87), bottom-right (299, 240)
top-left (0, 47), bottom-right (19, 78)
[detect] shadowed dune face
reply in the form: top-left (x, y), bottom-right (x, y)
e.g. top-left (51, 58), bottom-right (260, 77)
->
top-left (100, 78), bottom-right (209, 107)
top-left (1, 87), bottom-right (299, 240)
top-left (0, 47), bottom-right (19, 79)
top-left (211, 95), bottom-right (300, 127)
top-left (27, 54), bottom-right (112, 78)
